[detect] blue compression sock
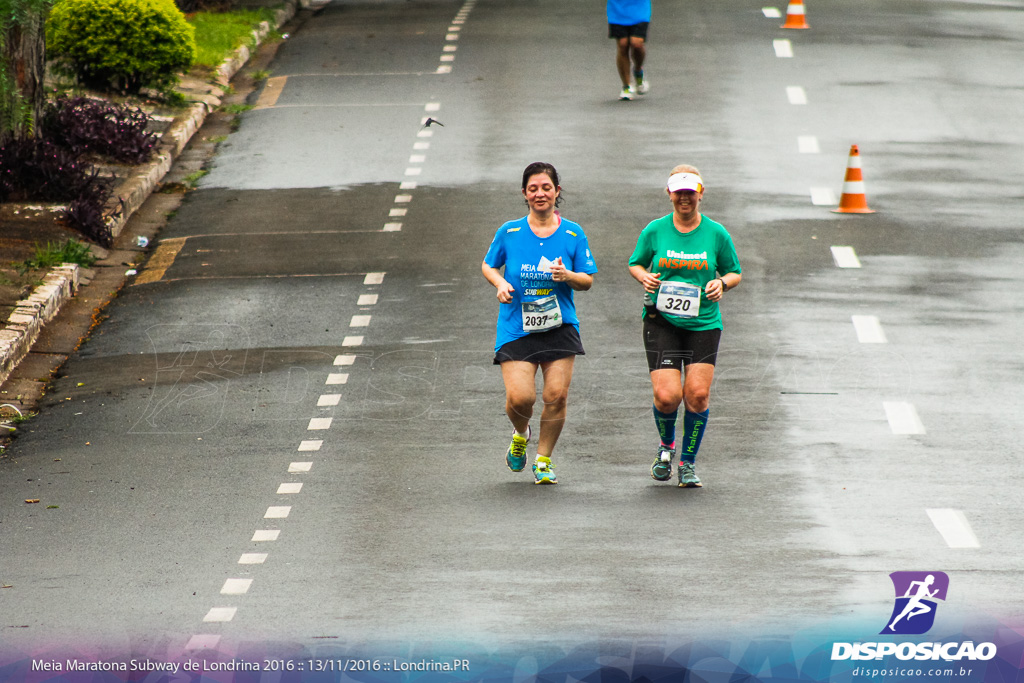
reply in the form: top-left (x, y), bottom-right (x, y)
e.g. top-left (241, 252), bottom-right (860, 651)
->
top-left (681, 409), bottom-right (710, 464)
top-left (653, 405), bottom-right (677, 448)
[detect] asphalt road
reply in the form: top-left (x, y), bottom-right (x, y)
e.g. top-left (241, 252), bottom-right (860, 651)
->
top-left (2, 0), bottom-right (1023, 673)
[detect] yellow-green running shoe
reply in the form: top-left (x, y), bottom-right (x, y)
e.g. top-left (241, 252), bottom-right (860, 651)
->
top-left (506, 426), bottom-right (530, 472)
top-left (533, 455), bottom-right (557, 484)
top-left (678, 461), bottom-right (702, 488)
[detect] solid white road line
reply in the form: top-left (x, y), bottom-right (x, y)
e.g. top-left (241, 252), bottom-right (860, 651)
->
top-left (882, 401), bottom-right (925, 434)
top-left (927, 509), bottom-right (980, 548)
top-left (830, 245), bottom-right (861, 267)
top-left (852, 315), bottom-right (887, 343)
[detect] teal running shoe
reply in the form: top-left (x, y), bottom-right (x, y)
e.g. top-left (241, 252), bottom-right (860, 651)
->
top-left (533, 455), bottom-right (557, 485)
top-left (651, 445), bottom-right (673, 481)
top-left (506, 426), bottom-right (530, 472)
top-left (678, 461), bottom-right (702, 488)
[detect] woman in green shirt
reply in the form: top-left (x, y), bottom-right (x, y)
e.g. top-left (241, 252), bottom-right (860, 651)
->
top-left (627, 165), bottom-right (742, 487)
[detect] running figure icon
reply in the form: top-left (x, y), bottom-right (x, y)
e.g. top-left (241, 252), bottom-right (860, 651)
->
top-left (881, 571), bottom-right (949, 635)
top-left (888, 574), bottom-right (938, 631)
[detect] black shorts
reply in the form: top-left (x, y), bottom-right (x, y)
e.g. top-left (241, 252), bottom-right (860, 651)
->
top-left (493, 325), bottom-right (585, 365)
top-left (642, 309), bottom-right (721, 372)
top-left (608, 22), bottom-right (649, 40)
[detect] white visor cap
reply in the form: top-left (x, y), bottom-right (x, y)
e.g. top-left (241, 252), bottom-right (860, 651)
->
top-left (667, 172), bottom-right (704, 193)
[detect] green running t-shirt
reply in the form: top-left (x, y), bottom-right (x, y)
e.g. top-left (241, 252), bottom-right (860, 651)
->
top-left (628, 213), bottom-right (742, 330)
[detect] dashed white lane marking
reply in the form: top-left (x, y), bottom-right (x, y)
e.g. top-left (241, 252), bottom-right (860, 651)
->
top-left (395, 194), bottom-right (413, 202)
top-left (239, 553), bottom-right (268, 564)
top-left (252, 530), bottom-right (280, 541)
top-left (405, 167), bottom-right (423, 175)
top-left (383, 222), bottom-right (402, 232)
top-left (277, 483), bottom-right (303, 494)
top-left (185, 635), bottom-right (221, 650)
top-left (307, 417), bottom-right (333, 430)
top-left (440, 56), bottom-right (455, 63)
top-left (927, 509), bottom-right (980, 548)
top-left (436, 65), bottom-right (452, 73)
top-left (773, 39), bottom-right (793, 58)
top-left (425, 102), bottom-right (440, 112)
top-left (417, 129), bottom-right (433, 138)
top-left (812, 188), bottom-right (839, 206)
top-left (445, 33), bottom-right (459, 40)
top-left (298, 439), bottom-right (322, 451)
top-left (203, 607), bottom-right (237, 622)
top-left (289, 462), bottom-right (313, 473)
top-left (762, 6), bottom-right (782, 17)
top-left (787, 86), bottom-right (808, 104)
top-left (400, 180), bottom-right (418, 189)
top-left (358, 294), bottom-right (379, 305)
top-left (852, 315), bottom-right (887, 343)
top-left (448, 25), bottom-right (461, 31)
top-left (342, 335), bottom-right (364, 346)
top-left (830, 245), bottom-right (861, 268)
top-left (221, 579), bottom-right (253, 595)
top-left (318, 394), bottom-right (341, 406)
top-left (265, 506), bottom-right (291, 519)
top-left (409, 154), bottom-right (426, 163)
top-left (413, 142), bottom-right (430, 151)
top-left (335, 354), bottom-right (357, 365)
top-left (350, 315), bottom-right (372, 327)
top-left (389, 208), bottom-right (407, 217)
top-left (882, 401), bottom-right (925, 434)
top-left (326, 372), bottom-right (349, 384)
top-left (798, 135), bottom-right (820, 153)
top-left (365, 272), bottom-right (385, 285)
top-left (443, 45), bottom-right (458, 52)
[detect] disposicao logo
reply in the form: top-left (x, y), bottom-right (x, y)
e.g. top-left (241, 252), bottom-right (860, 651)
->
top-left (830, 571), bottom-right (997, 663)
top-left (882, 571), bottom-right (948, 635)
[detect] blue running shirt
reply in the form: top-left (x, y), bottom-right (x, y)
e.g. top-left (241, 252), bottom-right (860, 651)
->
top-left (484, 216), bottom-right (598, 352)
top-left (607, 0), bottom-right (651, 25)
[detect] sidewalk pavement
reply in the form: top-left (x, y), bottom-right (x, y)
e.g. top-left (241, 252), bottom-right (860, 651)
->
top-left (0, 0), bottom-right (304, 442)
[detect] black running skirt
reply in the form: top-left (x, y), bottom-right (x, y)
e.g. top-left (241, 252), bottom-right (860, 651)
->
top-left (493, 325), bottom-right (585, 365)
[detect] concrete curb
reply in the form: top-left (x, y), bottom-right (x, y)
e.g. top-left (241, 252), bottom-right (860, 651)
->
top-left (0, 1), bottom-right (297, 391)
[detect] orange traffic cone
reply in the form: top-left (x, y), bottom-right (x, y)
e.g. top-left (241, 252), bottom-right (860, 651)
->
top-left (781, 0), bottom-right (809, 29)
top-left (833, 145), bottom-right (875, 214)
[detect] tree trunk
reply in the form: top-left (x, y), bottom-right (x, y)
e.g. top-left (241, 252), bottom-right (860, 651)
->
top-left (1, 8), bottom-right (46, 142)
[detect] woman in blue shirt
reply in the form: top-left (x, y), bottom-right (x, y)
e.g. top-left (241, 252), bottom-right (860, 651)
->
top-left (482, 162), bottom-right (598, 484)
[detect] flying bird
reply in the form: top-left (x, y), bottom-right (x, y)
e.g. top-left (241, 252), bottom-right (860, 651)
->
top-left (422, 117), bottom-right (445, 128)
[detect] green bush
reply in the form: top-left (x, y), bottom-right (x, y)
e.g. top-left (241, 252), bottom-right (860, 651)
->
top-left (46, 0), bottom-right (197, 93)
